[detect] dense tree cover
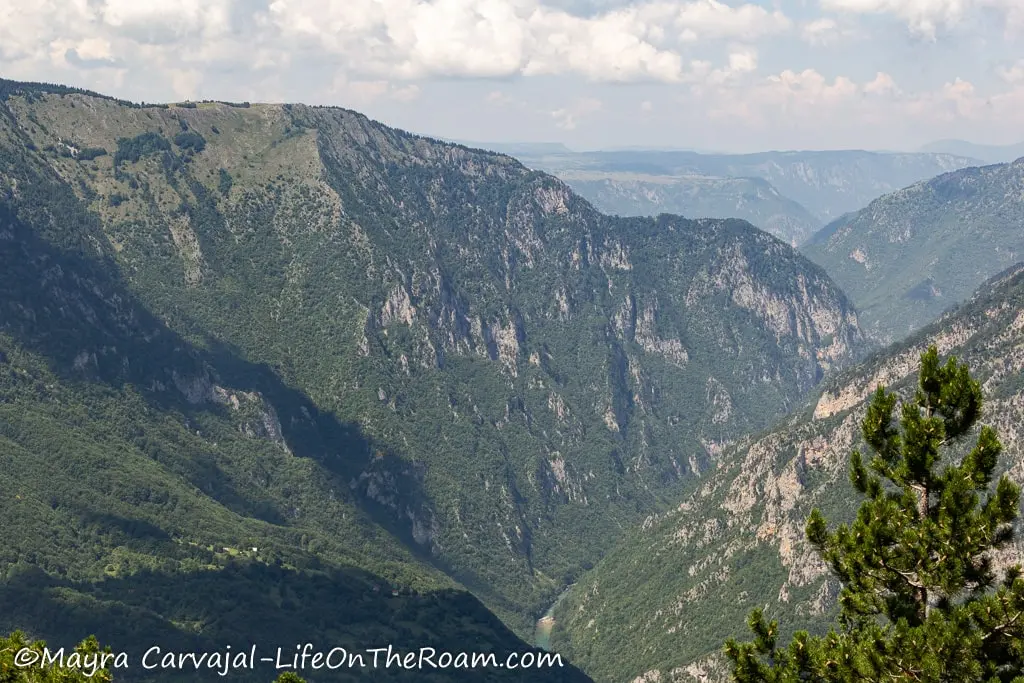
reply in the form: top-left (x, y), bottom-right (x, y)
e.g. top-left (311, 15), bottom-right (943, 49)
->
top-left (0, 79), bottom-right (128, 106)
top-left (76, 147), bottom-right (107, 161)
top-left (726, 346), bottom-right (1024, 682)
top-left (217, 168), bottom-right (233, 196)
top-left (113, 133), bottom-right (171, 166)
top-left (173, 132), bottom-right (206, 153)
top-left (2, 85), bottom-right (861, 639)
top-left (0, 97), bottom-right (591, 682)
top-left (1, 82), bottom-right (861, 683)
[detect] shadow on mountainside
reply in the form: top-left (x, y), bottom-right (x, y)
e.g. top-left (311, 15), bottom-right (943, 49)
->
top-left (0, 102), bottom-right (592, 678)
top-left (0, 562), bottom-right (592, 682)
top-left (0, 145), bottom-right (444, 563)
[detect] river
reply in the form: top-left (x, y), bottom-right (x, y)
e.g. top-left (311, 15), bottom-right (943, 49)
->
top-left (533, 584), bottom-right (574, 651)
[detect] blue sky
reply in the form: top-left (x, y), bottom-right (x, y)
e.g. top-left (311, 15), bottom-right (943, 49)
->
top-left (1, 0), bottom-right (1022, 152)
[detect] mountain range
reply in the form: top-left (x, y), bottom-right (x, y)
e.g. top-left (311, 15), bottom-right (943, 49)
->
top-left (804, 158), bottom-right (1024, 343)
top-left (0, 78), bottom-right (866, 680)
top-left (552, 171), bottom-right (821, 246)
top-left (919, 139), bottom-right (1024, 164)
top-left (8, 75), bottom-right (1024, 683)
top-left (500, 148), bottom-right (980, 230)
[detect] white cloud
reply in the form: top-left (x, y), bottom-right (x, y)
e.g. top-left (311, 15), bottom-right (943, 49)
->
top-left (0, 0), bottom-right (794, 94)
top-left (727, 49), bottom-right (757, 73)
top-left (698, 68), bottom-right (861, 128)
top-left (521, 6), bottom-right (687, 82)
top-left (940, 76), bottom-right (982, 117)
top-left (769, 69), bottom-right (858, 103)
top-left (2, 0), bottom-right (1022, 151)
top-left (819, 0), bottom-right (1022, 38)
top-left (863, 71), bottom-right (901, 95)
top-left (799, 17), bottom-right (860, 45)
top-left (70, 38), bottom-right (115, 62)
top-left (49, 36), bottom-right (120, 68)
top-left (392, 84), bottom-right (422, 101)
top-left (0, 0), bottom-right (88, 61)
top-left (167, 68), bottom-right (204, 100)
top-left (100, 0), bottom-right (231, 38)
top-left (997, 60), bottom-right (1024, 83)
top-left (381, 0), bottom-right (533, 79)
top-left (265, 0), bottom-right (789, 82)
top-left (551, 96), bottom-right (602, 129)
top-left (672, 0), bottom-right (791, 40)
top-left (331, 73), bottom-right (424, 104)
top-left (820, 0), bottom-right (963, 37)
top-left (801, 18), bottom-right (837, 43)
top-left (264, 0), bottom-right (680, 81)
top-left (694, 64), bottom-right (1024, 148)
top-left (703, 48), bottom-right (758, 84)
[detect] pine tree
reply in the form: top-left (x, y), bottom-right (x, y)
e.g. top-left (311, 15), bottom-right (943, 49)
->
top-left (0, 631), bottom-right (114, 682)
top-left (725, 346), bottom-right (1024, 682)
top-left (272, 673), bottom-right (306, 683)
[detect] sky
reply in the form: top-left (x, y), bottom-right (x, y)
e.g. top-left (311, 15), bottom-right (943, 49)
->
top-left (1, 0), bottom-right (1023, 153)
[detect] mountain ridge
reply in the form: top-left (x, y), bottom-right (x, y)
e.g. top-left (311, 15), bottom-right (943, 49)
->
top-left (0, 77), bottom-right (864, 665)
top-left (919, 139), bottom-right (1024, 164)
top-left (803, 157), bottom-right (1024, 342)
top-left (0, 89), bottom-right (595, 681)
top-left (504, 147), bottom-right (981, 225)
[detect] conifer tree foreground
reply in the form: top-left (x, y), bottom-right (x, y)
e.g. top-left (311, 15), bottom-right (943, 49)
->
top-left (725, 346), bottom-right (1024, 682)
top-left (0, 631), bottom-right (114, 683)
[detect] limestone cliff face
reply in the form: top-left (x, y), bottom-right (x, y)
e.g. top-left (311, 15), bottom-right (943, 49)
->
top-left (0, 80), bottom-right (864, 633)
top-left (554, 264), bottom-right (1024, 683)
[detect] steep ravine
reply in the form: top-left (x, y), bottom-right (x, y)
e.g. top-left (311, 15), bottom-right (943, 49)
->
top-left (535, 585), bottom-right (575, 651)
top-left (552, 264), bottom-right (1024, 683)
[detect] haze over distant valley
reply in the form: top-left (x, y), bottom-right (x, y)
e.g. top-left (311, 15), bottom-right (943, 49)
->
top-left (470, 145), bottom-right (981, 245)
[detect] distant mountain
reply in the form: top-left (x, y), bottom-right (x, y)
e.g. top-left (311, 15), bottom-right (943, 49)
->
top-left (919, 139), bottom-right (1024, 164)
top-left (579, 146), bottom-right (727, 154)
top-left (448, 140), bottom-right (576, 156)
top-left (555, 171), bottom-right (820, 245)
top-left (509, 148), bottom-right (980, 226)
top-left (804, 158), bottom-right (1024, 343)
top-left (550, 263), bottom-right (1024, 683)
top-left (0, 78), bottom-right (864, 668)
